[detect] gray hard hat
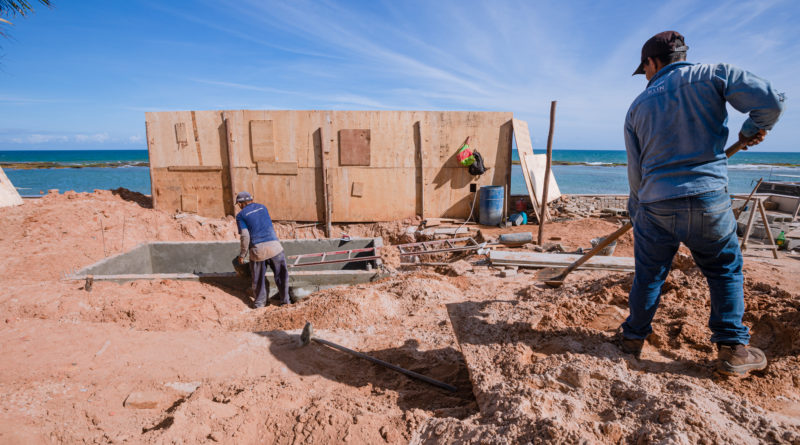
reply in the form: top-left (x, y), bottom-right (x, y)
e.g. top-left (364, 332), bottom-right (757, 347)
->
top-left (236, 191), bottom-right (253, 203)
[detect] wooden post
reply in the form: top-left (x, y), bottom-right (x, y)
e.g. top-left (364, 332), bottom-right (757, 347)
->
top-left (224, 117), bottom-right (238, 215)
top-left (318, 128), bottom-right (333, 238)
top-left (145, 121), bottom-right (157, 210)
top-left (740, 196), bottom-right (758, 251)
top-left (414, 121), bottom-right (425, 219)
top-left (756, 198), bottom-right (779, 259)
top-left (538, 101), bottom-right (557, 246)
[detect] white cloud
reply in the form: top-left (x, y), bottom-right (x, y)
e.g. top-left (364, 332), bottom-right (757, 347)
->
top-left (74, 133), bottom-right (110, 143)
top-left (27, 134), bottom-right (70, 143)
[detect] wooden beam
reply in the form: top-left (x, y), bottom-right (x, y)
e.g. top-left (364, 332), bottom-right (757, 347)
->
top-left (167, 166), bottom-right (223, 172)
top-left (512, 118), bottom-right (542, 222)
top-left (538, 101), bottom-right (556, 245)
top-left (490, 250), bottom-right (634, 271)
top-left (224, 117), bottom-right (238, 214)
top-left (256, 161), bottom-right (298, 175)
top-left (415, 121), bottom-right (425, 219)
top-left (316, 128), bottom-right (332, 238)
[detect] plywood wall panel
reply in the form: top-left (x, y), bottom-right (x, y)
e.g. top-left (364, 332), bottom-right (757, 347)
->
top-left (150, 168), bottom-right (229, 218)
top-left (241, 167), bottom-right (322, 222)
top-left (148, 110), bottom-right (513, 221)
top-left (328, 167), bottom-right (417, 222)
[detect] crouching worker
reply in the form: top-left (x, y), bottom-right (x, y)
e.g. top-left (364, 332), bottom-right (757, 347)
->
top-left (235, 191), bottom-right (290, 308)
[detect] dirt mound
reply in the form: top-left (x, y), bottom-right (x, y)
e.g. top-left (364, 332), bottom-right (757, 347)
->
top-left (422, 266), bottom-right (800, 444)
top-left (3, 190), bottom-right (799, 443)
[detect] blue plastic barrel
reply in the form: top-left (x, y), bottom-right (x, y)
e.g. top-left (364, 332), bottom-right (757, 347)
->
top-left (478, 186), bottom-right (504, 226)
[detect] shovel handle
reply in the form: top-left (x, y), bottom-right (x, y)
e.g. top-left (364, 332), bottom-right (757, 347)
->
top-left (725, 140), bottom-right (746, 158)
top-left (551, 140), bottom-right (746, 284)
top-left (312, 337), bottom-right (458, 392)
top-left (558, 222), bottom-right (633, 278)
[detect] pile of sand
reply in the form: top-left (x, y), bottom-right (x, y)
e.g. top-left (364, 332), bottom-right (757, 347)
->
top-left (1, 190), bottom-right (798, 444)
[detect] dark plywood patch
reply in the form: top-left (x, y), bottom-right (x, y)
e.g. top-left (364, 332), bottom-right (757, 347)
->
top-left (250, 120), bottom-right (275, 162)
top-left (339, 129), bottom-right (371, 166)
top-left (174, 123), bottom-right (188, 147)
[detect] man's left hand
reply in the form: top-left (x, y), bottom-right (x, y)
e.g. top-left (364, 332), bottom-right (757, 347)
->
top-left (739, 129), bottom-right (767, 147)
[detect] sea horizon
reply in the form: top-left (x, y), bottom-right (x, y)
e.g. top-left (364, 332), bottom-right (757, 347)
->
top-left (3, 149), bottom-right (800, 197)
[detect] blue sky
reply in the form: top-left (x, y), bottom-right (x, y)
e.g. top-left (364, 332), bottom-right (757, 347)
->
top-left (0, 0), bottom-right (797, 151)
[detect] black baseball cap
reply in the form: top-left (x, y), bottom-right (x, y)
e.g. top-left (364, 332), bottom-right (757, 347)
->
top-left (633, 31), bottom-right (689, 75)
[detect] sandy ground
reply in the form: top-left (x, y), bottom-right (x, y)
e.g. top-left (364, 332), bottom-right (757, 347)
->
top-left (0, 190), bottom-right (798, 444)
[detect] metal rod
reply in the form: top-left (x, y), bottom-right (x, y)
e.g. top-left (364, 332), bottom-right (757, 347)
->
top-left (99, 216), bottom-right (107, 257)
top-left (538, 100), bottom-right (557, 246)
top-left (312, 337), bottom-right (457, 392)
top-left (121, 214), bottom-right (126, 253)
top-left (733, 178), bottom-right (763, 219)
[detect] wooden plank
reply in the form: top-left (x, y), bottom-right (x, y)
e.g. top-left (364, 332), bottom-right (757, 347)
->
top-left (756, 198), bottom-right (780, 259)
top-left (525, 153), bottom-right (561, 204)
top-left (351, 182), bottom-right (364, 197)
top-left (167, 166), bottom-right (222, 172)
top-left (256, 161), bottom-right (298, 175)
top-left (490, 250), bottom-right (635, 271)
top-left (190, 111), bottom-right (204, 165)
top-left (175, 122), bottom-right (188, 147)
top-left (181, 194), bottom-right (198, 213)
top-left (512, 118), bottom-right (542, 219)
top-left (250, 119), bottom-right (275, 162)
top-left (223, 114), bottom-right (240, 209)
top-left (339, 129), bottom-right (371, 166)
top-left (415, 121), bottom-right (425, 219)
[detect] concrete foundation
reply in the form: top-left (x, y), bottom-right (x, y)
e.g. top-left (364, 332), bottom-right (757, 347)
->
top-left (71, 238), bottom-right (385, 295)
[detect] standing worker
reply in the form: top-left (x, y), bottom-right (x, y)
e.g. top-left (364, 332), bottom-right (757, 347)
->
top-left (621, 31), bottom-right (785, 376)
top-left (235, 191), bottom-right (291, 308)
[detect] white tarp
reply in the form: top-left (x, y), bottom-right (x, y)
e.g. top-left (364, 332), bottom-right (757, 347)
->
top-left (0, 167), bottom-right (23, 208)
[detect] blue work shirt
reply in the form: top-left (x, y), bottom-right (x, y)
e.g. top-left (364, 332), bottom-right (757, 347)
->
top-left (236, 203), bottom-right (279, 246)
top-left (625, 62), bottom-right (785, 210)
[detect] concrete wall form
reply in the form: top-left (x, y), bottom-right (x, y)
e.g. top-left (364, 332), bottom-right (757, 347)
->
top-left (71, 239), bottom-right (385, 293)
top-left (145, 110), bottom-right (514, 221)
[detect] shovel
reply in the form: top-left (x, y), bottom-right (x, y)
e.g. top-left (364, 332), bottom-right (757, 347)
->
top-left (536, 140), bottom-right (746, 288)
top-left (299, 322), bottom-right (457, 392)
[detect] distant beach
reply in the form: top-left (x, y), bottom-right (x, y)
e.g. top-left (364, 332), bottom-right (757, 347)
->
top-left (3, 149), bottom-right (800, 196)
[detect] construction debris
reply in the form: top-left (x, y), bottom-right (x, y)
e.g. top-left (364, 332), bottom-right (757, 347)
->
top-left (490, 250), bottom-right (635, 271)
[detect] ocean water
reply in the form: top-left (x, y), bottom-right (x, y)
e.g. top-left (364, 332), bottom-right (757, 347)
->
top-left (3, 149), bottom-right (799, 197)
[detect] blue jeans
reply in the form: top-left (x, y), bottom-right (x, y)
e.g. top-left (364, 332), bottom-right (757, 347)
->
top-left (251, 252), bottom-right (290, 307)
top-left (622, 188), bottom-right (749, 345)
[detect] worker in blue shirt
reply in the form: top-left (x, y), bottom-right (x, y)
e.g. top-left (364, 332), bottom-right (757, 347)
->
top-left (235, 191), bottom-right (290, 308)
top-left (621, 31), bottom-right (785, 376)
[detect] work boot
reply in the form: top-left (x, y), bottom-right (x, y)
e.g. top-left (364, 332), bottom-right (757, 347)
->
top-left (716, 344), bottom-right (767, 377)
top-left (618, 335), bottom-right (645, 359)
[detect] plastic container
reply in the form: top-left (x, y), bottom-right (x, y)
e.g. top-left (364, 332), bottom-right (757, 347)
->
top-left (479, 186), bottom-right (504, 226)
top-left (499, 232), bottom-right (533, 246)
top-left (509, 212), bottom-right (528, 226)
top-left (590, 237), bottom-right (617, 256)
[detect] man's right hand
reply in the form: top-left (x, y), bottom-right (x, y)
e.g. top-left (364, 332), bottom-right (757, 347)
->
top-left (739, 129), bottom-right (767, 148)
top-left (237, 256), bottom-right (246, 265)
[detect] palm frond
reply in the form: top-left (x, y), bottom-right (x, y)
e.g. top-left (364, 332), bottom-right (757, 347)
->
top-left (0, 0), bottom-right (52, 18)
